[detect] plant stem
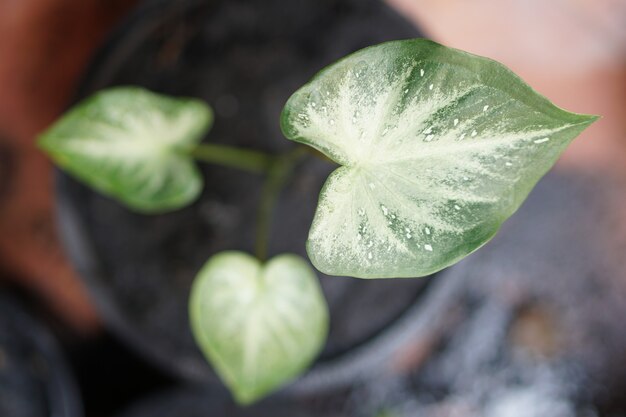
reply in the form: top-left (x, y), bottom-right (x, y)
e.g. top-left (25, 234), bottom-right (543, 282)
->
top-left (254, 146), bottom-right (308, 261)
top-left (188, 141), bottom-right (332, 261)
top-left (190, 143), bottom-right (274, 174)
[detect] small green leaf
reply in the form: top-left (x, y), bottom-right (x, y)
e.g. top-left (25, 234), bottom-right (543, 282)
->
top-left (189, 251), bottom-right (328, 404)
top-left (281, 39), bottom-right (598, 278)
top-left (39, 86), bottom-right (212, 213)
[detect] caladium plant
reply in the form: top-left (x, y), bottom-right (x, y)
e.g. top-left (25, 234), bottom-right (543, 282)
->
top-left (39, 39), bottom-right (597, 404)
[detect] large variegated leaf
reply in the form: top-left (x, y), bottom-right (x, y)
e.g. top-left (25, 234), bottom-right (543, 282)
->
top-left (39, 87), bottom-right (212, 213)
top-left (281, 39), bottom-right (598, 278)
top-left (189, 251), bottom-right (328, 404)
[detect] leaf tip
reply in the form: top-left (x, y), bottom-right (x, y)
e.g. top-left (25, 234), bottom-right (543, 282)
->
top-left (231, 388), bottom-right (264, 407)
top-left (36, 133), bottom-right (53, 158)
top-left (583, 113), bottom-right (601, 125)
top-left (568, 110), bottom-right (600, 126)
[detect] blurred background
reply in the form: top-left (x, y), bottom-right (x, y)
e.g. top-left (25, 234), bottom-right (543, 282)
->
top-left (0, 0), bottom-right (625, 416)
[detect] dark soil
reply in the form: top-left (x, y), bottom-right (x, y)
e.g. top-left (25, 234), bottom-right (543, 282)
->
top-left (57, 0), bottom-right (430, 385)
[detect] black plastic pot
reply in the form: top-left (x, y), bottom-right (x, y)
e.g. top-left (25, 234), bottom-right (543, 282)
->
top-left (115, 386), bottom-right (347, 417)
top-left (0, 293), bottom-right (82, 417)
top-left (55, 0), bottom-right (437, 395)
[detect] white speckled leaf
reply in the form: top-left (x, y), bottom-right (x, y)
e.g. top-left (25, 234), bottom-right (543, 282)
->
top-left (189, 251), bottom-right (328, 405)
top-left (281, 39), bottom-right (597, 278)
top-left (39, 87), bottom-right (212, 213)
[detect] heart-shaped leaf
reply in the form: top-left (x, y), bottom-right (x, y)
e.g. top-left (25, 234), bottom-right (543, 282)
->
top-left (281, 39), bottom-right (598, 278)
top-left (189, 251), bottom-right (328, 404)
top-left (38, 86), bottom-right (212, 213)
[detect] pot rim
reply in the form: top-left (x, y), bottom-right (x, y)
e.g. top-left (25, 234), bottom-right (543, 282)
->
top-left (0, 294), bottom-right (83, 417)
